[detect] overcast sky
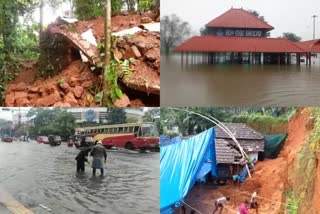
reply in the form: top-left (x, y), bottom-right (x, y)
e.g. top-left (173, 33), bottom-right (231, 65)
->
top-left (161, 0), bottom-right (320, 40)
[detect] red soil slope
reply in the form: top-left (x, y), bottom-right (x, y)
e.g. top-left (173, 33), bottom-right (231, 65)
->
top-left (183, 109), bottom-right (310, 214)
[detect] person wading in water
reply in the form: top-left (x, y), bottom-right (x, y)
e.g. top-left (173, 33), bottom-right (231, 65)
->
top-left (90, 141), bottom-right (107, 176)
top-left (75, 148), bottom-right (90, 172)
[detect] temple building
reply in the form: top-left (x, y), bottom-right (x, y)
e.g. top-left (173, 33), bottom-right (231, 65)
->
top-left (176, 8), bottom-right (320, 65)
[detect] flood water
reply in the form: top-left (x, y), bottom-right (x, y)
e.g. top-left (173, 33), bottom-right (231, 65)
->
top-left (161, 54), bottom-right (320, 106)
top-left (0, 141), bottom-right (159, 214)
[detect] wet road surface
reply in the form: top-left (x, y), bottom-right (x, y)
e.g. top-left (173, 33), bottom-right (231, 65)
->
top-left (161, 54), bottom-right (320, 106)
top-left (0, 141), bottom-right (159, 214)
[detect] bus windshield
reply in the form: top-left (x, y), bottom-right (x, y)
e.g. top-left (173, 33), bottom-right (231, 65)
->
top-left (141, 123), bottom-right (158, 137)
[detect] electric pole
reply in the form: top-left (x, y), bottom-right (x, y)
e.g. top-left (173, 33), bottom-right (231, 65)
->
top-left (312, 15), bottom-right (318, 39)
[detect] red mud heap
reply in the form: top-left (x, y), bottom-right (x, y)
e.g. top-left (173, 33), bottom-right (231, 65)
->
top-left (5, 61), bottom-right (100, 107)
top-left (4, 11), bottom-right (160, 107)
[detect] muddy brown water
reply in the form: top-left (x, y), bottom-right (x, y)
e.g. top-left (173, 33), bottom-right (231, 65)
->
top-left (161, 54), bottom-right (320, 106)
top-left (0, 141), bottom-right (159, 214)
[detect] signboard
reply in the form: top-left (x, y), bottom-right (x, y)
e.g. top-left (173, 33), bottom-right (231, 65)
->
top-left (217, 29), bottom-right (263, 37)
top-left (85, 110), bottom-right (96, 122)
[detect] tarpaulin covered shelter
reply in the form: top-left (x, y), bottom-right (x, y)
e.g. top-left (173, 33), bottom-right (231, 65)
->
top-left (160, 128), bottom-right (216, 213)
top-left (264, 134), bottom-right (287, 159)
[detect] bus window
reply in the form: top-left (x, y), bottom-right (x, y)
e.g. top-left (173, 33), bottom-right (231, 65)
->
top-left (134, 126), bottom-right (139, 132)
top-left (129, 127), bottom-right (134, 133)
top-left (119, 127), bottom-right (123, 133)
top-left (141, 124), bottom-right (158, 136)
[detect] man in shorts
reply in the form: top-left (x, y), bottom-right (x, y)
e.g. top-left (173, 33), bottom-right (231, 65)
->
top-left (212, 196), bottom-right (230, 214)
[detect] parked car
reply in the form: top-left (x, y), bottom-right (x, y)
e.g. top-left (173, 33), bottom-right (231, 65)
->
top-left (68, 135), bottom-right (80, 147)
top-left (37, 136), bottom-right (49, 144)
top-left (2, 136), bottom-right (14, 143)
top-left (48, 135), bottom-right (61, 146)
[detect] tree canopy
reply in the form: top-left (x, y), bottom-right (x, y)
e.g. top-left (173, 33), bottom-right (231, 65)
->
top-left (281, 32), bottom-right (302, 42)
top-left (160, 107), bottom-right (294, 136)
top-left (27, 108), bottom-right (76, 139)
top-left (106, 108), bottom-right (127, 124)
top-left (160, 14), bottom-right (192, 55)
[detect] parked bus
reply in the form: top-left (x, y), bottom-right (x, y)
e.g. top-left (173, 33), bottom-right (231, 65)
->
top-left (74, 123), bottom-right (159, 151)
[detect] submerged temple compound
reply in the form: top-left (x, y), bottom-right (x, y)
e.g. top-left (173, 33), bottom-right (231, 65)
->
top-left (176, 8), bottom-right (320, 65)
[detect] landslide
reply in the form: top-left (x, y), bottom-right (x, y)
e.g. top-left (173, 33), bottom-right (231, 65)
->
top-left (183, 108), bottom-right (311, 214)
top-left (4, 11), bottom-right (160, 107)
top-left (231, 108), bottom-right (310, 214)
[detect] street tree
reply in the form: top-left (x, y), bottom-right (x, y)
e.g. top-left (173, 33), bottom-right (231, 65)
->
top-left (160, 14), bottom-right (192, 55)
top-left (142, 108), bottom-right (160, 122)
top-left (27, 108), bottom-right (76, 139)
top-left (106, 108), bottom-right (127, 124)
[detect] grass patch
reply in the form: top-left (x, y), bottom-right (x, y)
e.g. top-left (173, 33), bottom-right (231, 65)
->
top-left (286, 190), bottom-right (299, 214)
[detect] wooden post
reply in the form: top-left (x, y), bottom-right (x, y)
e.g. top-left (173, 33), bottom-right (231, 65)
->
top-left (186, 52), bottom-right (189, 65)
top-left (181, 52), bottom-right (183, 66)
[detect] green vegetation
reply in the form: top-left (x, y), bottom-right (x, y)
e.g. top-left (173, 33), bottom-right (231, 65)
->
top-left (74, 0), bottom-right (158, 20)
top-left (286, 190), bottom-right (299, 214)
top-left (292, 108), bottom-right (320, 212)
top-left (160, 107), bottom-right (295, 136)
top-left (27, 108), bottom-right (76, 140)
top-left (0, 0), bottom-right (39, 104)
top-left (106, 108), bottom-right (127, 124)
top-left (95, 39), bottom-right (134, 104)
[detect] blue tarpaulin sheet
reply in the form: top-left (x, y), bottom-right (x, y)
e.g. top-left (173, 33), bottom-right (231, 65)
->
top-left (196, 162), bottom-right (212, 181)
top-left (160, 136), bottom-right (182, 161)
top-left (160, 128), bottom-right (216, 213)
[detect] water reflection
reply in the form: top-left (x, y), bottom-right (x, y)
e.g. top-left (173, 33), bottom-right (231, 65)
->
top-left (161, 54), bottom-right (320, 106)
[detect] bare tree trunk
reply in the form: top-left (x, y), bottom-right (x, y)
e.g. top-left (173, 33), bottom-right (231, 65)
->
top-left (39, 0), bottom-right (44, 41)
top-left (103, 0), bottom-right (112, 106)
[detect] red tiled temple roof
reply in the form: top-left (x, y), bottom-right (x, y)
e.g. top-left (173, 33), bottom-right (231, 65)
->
top-left (206, 8), bottom-right (274, 30)
top-left (175, 36), bottom-right (305, 53)
top-left (295, 39), bottom-right (320, 52)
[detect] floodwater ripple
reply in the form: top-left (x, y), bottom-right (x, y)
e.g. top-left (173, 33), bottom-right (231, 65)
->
top-left (161, 54), bottom-right (320, 106)
top-left (0, 141), bottom-right (159, 214)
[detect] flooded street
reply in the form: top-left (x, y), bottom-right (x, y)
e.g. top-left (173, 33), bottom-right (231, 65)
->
top-left (0, 141), bottom-right (159, 214)
top-left (161, 54), bottom-right (320, 106)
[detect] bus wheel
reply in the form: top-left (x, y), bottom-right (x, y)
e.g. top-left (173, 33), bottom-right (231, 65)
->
top-left (125, 142), bottom-right (134, 150)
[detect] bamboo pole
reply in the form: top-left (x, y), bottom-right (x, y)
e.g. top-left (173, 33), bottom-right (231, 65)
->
top-left (168, 108), bottom-right (252, 178)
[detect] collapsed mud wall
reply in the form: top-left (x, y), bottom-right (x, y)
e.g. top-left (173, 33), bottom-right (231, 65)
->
top-left (5, 11), bottom-right (160, 107)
